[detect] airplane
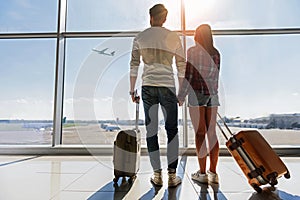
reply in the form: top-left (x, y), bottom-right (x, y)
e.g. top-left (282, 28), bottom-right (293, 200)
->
top-left (100, 123), bottom-right (120, 132)
top-left (23, 121), bottom-right (53, 132)
top-left (92, 48), bottom-right (115, 56)
top-left (105, 126), bottom-right (121, 132)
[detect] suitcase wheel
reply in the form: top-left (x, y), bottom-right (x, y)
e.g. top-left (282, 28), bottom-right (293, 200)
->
top-left (269, 178), bottom-right (278, 187)
top-left (128, 175), bottom-right (137, 184)
top-left (284, 171), bottom-right (291, 179)
top-left (122, 176), bottom-right (127, 183)
top-left (251, 184), bottom-right (262, 193)
top-left (113, 176), bottom-right (119, 183)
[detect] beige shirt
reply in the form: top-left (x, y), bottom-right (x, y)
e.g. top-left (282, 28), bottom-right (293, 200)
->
top-left (130, 27), bottom-right (186, 88)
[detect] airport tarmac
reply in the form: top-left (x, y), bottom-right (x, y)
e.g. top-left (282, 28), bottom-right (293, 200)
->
top-left (0, 123), bottom-right (299, 147)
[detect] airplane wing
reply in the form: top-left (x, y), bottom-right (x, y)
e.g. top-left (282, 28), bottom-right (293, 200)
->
top-left (92, 48), bottom-right (108, 54)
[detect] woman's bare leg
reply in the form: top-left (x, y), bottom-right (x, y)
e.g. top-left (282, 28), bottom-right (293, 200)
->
top-left (205, 106), bottom-right (219, 173)
top-left (189, 106), bottom-right (208, 174)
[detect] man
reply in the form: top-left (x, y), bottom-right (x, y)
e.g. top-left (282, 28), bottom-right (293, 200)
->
top-left (129, 4), bottom-right (186, 187)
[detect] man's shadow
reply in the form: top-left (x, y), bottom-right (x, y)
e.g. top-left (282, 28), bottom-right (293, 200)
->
top-left (139, 183), bottom-right (182, 200)
top-left (248, 186), bottom-right (300, 200)
top-left (88, 177), bottom-right (133, 200)
top-left (139, 156), bottom-right (187, 200)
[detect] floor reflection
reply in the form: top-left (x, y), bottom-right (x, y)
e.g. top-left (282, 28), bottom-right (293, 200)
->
top-left (162, 185), bottom-right (182, 200)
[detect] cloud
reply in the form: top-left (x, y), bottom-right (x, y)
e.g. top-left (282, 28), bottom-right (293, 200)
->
top-left (15, 99), bottom-right (28, 104)
top-left (0, 99), bottom-right (28, 104)
top-left (101, 97), bottom-right (113, 102)
top-left (15, 0), bottom-right (34, 9)
top-left (7, 11), bottom-right (23, 20)
top-left (64, 97), bottom-right (112, 104)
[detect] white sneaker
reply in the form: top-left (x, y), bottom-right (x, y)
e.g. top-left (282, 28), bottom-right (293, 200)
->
top-left (191, 171), bottom-right (208, 183)
top-left (168, 172), bottom-right (182, 187)
top-left (207, 170), bottom-right (219, 184)
top-left (150, 171), bottom-right (163, 186)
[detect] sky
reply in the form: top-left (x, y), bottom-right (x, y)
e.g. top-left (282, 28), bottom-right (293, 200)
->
top-left (0, 0), bottom-right (300, 120)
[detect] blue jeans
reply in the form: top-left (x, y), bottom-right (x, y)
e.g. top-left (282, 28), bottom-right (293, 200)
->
top-left (142, 86), bottom-right (179, 172)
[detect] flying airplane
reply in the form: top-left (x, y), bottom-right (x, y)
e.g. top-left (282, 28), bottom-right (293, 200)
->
top-left (92, 48), bottom-right (115, 56)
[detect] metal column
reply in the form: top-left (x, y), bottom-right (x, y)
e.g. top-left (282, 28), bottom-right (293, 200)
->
top-left (52, 0), bottom-right (67, 146)
top-left (181, 0), bottom-right (188, 148)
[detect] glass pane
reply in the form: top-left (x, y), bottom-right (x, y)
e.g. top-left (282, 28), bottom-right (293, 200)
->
top-left (64, 37), bottom-right (137, 145)
top-left (185, 0), bottom-right (300, 30)
top-left (64, 37), bottom-right (185, 147)
top-left (0, 0), bottom-right (58, 33)
top-left (67, 0), bottom-right (181, 31)
top-left (186, 34), bottom-right (300, 147)
top-left (0, 39), bottom-right (56, 145)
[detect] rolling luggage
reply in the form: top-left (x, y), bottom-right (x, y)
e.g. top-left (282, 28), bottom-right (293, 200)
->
top-left (113, 91), bottom-right (141, 184)
top-left (216, 113), bottom-right (290, 192)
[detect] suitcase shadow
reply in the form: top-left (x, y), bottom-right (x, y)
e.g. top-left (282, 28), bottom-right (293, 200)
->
top-left (248, 187), bottom-right (300, 200)
top-left (87, 177), bottom-right (133, 200)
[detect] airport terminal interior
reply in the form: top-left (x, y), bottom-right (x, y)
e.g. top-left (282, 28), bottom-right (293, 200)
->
top-left (1, 0), bottom-right (300, 199)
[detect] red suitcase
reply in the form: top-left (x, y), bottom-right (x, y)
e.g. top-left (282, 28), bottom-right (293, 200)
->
top-left (217, 113), bottom-right (290, 192)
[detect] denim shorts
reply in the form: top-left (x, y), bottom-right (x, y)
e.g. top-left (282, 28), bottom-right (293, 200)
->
top-left (188, 91), bottom-right (220, 107)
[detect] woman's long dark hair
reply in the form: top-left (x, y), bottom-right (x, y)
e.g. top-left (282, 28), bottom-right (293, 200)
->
top-left (194, 24), bottom-right (218, 56)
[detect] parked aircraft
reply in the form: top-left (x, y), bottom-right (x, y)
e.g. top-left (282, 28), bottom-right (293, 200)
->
top-left (23, 117), bottom-right (67, 132)
top-left (23, 122), bottom-right (52, 132)
top-left (92, 48), bottom-right (115, 56)
top-left (105, 126), bottom-right (121, 132)
top-left (100, 123), bottom-right (120, 132)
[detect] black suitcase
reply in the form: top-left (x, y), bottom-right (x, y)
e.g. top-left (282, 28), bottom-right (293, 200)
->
top-left (217, 113), bottom-right (290, 192)
top-left (113, 92), bottom-right (141, 184)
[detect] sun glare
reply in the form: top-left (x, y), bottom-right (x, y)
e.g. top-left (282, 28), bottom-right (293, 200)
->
top-left (186, 0), bottom-right (216, 10)
top-left (184, 0), bottom-right (217, 28)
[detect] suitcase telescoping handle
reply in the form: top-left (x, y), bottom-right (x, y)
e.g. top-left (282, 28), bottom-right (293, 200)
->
top-left (134, 90), bottom-right (140, 133)
top-left (216, 112), bottom-right (234, 141)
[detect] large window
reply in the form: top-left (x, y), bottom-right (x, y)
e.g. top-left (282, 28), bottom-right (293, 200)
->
top-left (63, 37), bottom-right (182, 146)
top-left (67, 0), bottom-right (182, 31)
top-left (0, 0), bottom-right (299, 151)
top-left (0, 0), bottom-right (58, 33)
top-left (186, 34), bottom-right (300, 147)
top-left (0, 39), bottom-right (56, 145)
top-left (185, 0), bottom-right (300, 30)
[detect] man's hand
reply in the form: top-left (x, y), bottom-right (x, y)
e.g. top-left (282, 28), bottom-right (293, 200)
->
top-left (131, 94), bottom-right (140, 103)
top-left (130, 90), bottom-right (140, 103)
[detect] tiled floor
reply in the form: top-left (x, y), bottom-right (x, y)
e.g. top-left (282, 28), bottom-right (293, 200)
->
top-left (0, 155), bottom-right (299, 200)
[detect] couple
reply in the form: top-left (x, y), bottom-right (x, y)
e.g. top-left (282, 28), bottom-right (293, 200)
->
top-left (129, 4), bottom-right (220, 187)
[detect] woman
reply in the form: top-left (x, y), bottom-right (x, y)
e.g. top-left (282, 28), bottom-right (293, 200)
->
top-left (178, 24), bottom-right (220, 184)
